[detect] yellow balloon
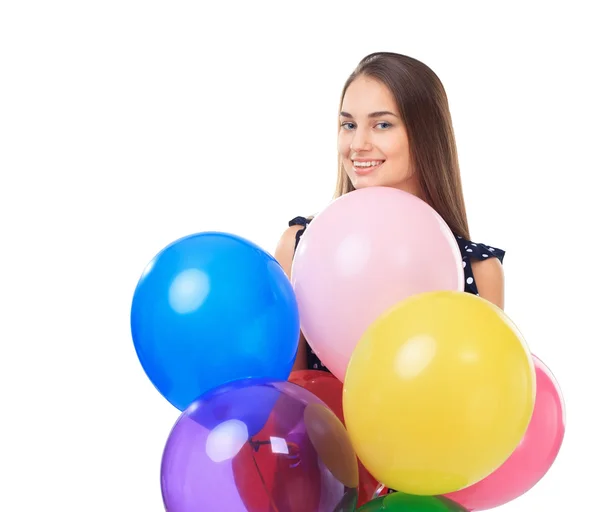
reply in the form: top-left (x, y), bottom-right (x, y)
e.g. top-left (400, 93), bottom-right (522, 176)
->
top-left (342, 291), bottom-right (536, 496)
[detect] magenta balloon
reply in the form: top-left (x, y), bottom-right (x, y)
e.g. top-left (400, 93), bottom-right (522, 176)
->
top-left (444, 355), bottom-right (566, 510)
top-left (290, 186), bottom-right (463, 381)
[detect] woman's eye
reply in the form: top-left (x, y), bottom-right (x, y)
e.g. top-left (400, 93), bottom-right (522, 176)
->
top-left (341, 121), bottom-right (391, 130)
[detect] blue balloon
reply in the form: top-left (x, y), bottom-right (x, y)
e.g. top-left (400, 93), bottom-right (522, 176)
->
top-left (185, 378), bottom-right (307, 438)
top-left (130, 232), bottom-right (300, 411)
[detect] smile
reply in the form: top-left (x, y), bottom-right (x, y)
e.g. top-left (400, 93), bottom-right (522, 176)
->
top-left (352, 160), bottom-right (384, 175)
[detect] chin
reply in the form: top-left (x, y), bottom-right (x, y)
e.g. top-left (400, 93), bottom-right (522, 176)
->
top-left (352, 175), bottom-right (386, 189)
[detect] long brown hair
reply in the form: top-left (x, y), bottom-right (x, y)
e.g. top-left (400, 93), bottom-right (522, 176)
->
top-left (334, 52), bottom-right (470, 240)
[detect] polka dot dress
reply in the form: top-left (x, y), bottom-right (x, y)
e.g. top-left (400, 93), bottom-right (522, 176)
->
top-left (288, 215), bottom-right (506, 372)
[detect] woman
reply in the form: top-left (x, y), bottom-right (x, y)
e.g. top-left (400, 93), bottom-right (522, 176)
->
top-left (275, 52), bottom-right (505, 372)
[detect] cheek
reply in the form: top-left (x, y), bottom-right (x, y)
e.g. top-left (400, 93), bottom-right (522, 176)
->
top-left (337, 132), bottom-right (351, 156)
top-left (380, 133), bottom-right (408, 161)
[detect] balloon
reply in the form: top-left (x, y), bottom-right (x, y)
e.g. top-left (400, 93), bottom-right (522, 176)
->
top-left (343, 291), bottom-right (536, 496)
top-left (172, 377), bottom-right (290, 438)
top-left (288, 369), bottom-right (384, 507)
top-left (130, 231), bottom-right (300, 411)
top-left (288, 370), bottom-right (345, 418)
top-left (333, 488), bottom-right (359, 511)
top-left (161, 378), bottom-right (359, 512)
top-left (444, 354), bottom-right (565, 510)
top-left (291, 186), bottom-right (463, 381)
top-left (357, 492), bottom-right (468, 511)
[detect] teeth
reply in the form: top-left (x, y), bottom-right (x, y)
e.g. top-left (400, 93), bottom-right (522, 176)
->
top-left (353, 160), bottom-right (383, 167)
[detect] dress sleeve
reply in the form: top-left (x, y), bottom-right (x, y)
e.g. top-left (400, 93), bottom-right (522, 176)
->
top-left (455, 235), bottom-right (505, 295)
top-left (288, 216), bottom-right (311, 252)
top-left (456, 236), bottom-right (506, 264)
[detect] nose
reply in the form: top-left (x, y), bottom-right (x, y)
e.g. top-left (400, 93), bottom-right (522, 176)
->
top-left (350, 126), bottom-right (372, 152)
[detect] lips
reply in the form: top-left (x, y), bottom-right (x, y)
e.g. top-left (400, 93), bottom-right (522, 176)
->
top-left (352, 160), bottom-right (384, 175)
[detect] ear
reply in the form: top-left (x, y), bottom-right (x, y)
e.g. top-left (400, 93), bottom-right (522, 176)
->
top-left (471, 257), bottom-right (505, 309)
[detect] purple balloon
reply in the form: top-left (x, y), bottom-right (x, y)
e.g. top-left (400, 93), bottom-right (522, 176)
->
top-left (161, 378), bottom-right (358, 512)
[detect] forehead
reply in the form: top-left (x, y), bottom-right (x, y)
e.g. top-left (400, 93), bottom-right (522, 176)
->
top-left (341, 76), bottom-right (398, 115)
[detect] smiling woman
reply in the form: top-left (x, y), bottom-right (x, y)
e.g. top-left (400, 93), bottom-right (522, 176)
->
top-left (338, 78), bottom-right (415, 195)
top-left (274, 52), bottom-right (506, 374)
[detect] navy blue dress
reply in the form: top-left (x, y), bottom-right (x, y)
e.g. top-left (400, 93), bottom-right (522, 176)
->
top-left (289, 215), bottom-right (505, 372)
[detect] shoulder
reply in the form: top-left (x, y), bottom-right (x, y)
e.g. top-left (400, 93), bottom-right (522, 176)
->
top-left (455, 235), bottom-right (505, 264)
top-left (456, 235), bottom-right (505, 309)
top-left (471, 257), bottom-right (505, 308)
top-left (274, 217), bottom-right (311, 277)
top-left (288, 216), bottom-right (312, 228)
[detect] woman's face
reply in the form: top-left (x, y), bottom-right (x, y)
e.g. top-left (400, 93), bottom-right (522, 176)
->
top-left (338, 76), bottom-right (419, 195)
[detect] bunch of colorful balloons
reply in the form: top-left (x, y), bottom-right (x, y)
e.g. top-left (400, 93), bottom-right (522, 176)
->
top-left (130, 232), bottom-right (366, 511)
top-left (291, 187), bottom-right (566, 511)
top-left (130, 186), bottom-right (565, 512)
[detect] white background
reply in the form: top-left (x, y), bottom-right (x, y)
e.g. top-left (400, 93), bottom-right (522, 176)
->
top-left (1, 1), bottom-right (598, 510)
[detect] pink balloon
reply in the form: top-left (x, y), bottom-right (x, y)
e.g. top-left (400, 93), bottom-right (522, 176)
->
top-left (290, 186), bottom-right (463, 381)
top-left (444, 354), bottom-right (566, 511)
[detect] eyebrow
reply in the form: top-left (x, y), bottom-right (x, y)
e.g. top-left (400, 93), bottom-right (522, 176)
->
top-left (339, 110), bottom-right (399, 118)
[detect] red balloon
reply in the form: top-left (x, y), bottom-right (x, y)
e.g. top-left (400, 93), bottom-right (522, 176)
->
top-left (232, 412), bottom-right (323, 512)
top-left (288, 369), bottom-right (384, 506)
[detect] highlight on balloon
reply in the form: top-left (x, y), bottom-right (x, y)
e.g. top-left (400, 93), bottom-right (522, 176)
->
top-left (129, 187), bottom-right (565, 511)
